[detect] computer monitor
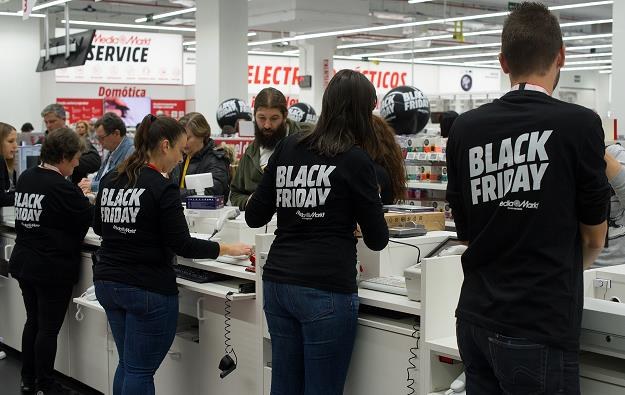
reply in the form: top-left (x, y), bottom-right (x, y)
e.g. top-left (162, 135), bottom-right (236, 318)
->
top-left (16, 145), bottom-right (41, 177)
top-left (17, 132), bottom-right (44, 146)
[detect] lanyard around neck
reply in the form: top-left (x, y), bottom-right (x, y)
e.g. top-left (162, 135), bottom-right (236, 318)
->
top-left (39, 163), bottom-right (62, 175)
top-left (510, 82), bottom-right (550, 95)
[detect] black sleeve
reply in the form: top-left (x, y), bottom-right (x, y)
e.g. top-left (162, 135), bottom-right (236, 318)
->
top-left (72, 142), bottom-right (101, 183)
top-left (351, 154), bottom-right (389, 251)
top-left (159, 183), bottom-right (220, 259)
top-left (374, 163), bottom-right (394, 205)
top-left (576, 115), bottom-right (610, 225)
top-left (245, 142), bottom-right (280, 228)
top-left (92, 172), bottom-right (109, 236)
top-left (54, 181), bottom-right (93, 240)
top-left (446, 123), bottom-right (469, 241)
top-left (0, 161), bottom-right (15, 207)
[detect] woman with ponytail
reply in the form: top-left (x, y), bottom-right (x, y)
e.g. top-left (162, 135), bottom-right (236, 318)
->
top-left (92, 115), bottom-right (252, 395)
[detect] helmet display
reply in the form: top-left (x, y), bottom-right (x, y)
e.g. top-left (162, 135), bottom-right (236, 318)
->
top-left (379, 86), bottom-right (430, 135)
top-left (288, 102), bottom-right (317, 123)
top-left (216, 98), bottom-right (252, 129)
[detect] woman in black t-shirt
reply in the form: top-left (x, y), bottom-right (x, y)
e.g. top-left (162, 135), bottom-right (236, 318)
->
top-left (10, 128), bottom-right (92, 394)
top-left (93, 115), bottom-right (251, 395)
top-left (246, 70), bottom-right (389, 394)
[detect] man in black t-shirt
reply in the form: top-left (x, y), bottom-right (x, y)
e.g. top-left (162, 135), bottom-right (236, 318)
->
top-left (446, 3), bottom-right (610, 394)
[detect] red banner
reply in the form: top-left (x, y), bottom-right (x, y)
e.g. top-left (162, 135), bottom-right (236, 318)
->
top-left (57, 98), bottom-right (104, 125)
top-left (213, 137), bottom-right (254, 161)
top-left (151, 100), bottom-right (186, 119)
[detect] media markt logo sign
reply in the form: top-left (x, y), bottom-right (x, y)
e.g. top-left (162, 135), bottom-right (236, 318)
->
top-left (499, 200), bottom-right (539, 211)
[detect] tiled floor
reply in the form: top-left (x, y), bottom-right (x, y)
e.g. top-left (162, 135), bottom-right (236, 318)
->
top-left (0, 347), bottom-right (102, 395)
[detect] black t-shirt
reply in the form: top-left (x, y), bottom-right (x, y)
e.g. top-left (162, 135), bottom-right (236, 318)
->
top-left (92, 166), bottom-right (220, 295)
top-left (245, 134), bottom-right (389, 293)
top-left (9, 166), bottom-right (93, 285)
top-left (446, 89), bottom-right (610, 350)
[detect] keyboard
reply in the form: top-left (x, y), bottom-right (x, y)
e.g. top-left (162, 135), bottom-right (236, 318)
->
top-left (174, 265), bottom-right (229, 283)
top-left (359, 276), bottom-right (408, 296)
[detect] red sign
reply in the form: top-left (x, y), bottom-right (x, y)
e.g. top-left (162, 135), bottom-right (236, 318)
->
top-left (151, 100), bottom-right (186, 119)
top-left (57, 98), bottom-right (104, 125)
top-left (213, 137), bottom-right (254, 161)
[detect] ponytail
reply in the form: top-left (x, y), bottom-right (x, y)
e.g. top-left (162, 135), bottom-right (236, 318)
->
top-left (116, 114), bottom-right (184, 186)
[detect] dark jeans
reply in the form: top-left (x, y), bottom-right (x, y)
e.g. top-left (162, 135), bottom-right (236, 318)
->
top-left (18, 279), bottom-right (73, 390)
top-left (263, 280), bottom-right (359, 395)
top-left (95, 280), bottom-right (178, 395)
top-left (457, 319), bottom-right (580, 395)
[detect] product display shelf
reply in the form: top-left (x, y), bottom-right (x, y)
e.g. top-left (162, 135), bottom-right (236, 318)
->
top-left (357, 287), bottom-right (422, 316)
top-left (406, 181), bottom-right (448, 191)
top-left (175, 278), bottom-right (255, 300)
top-left (178, 256), bottom-right (256, 281)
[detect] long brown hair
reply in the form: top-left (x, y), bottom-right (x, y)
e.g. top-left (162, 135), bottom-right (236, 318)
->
top-left (0, 122), bottom-right (16, 172)
top-left (179, 112), bottom-right (211, 144)
top-left (300, 69), bottom-right (377, 157)
top-left (361, 116), bottom-right (406, 203)
top-left (117, 114), bottom-right (185, 186)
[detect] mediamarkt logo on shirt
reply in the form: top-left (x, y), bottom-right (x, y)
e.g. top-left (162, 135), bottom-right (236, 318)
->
top-left (15, 192), bottom-right (44, 226)
top-left (468, 130), bottom-right (552, 205)
top-left (275, 165), bottom-right (335, 211)
top-left (100, 188), bottom-right (145, 224)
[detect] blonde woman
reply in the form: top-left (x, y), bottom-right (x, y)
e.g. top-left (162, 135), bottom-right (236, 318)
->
top-left (0, 122), bottom-right (18, 206)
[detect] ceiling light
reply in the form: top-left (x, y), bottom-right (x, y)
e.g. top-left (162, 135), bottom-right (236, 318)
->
top-left (248, 1), bottom-right (612, 47)
top-left (62, 19), bottom-right (196, 32)
top-left (183, 41), bottom-right (196, 46)
top-left (248, 32), bottom-right (257, 37)
top-left (567, 52), bottom-right (612, 58)
top-left (566, 44), bottom-right (612, 51)
top-left (565, 59), bottom-right (612, 65)
top-left (354, 42), bottom-right (502, 58)
top-left (562, 33), bottom-right (613, 41)
top-left (32, 0), bottom-right (71, 11)
top-left (560, 18), bottom-right (612, 27)
top-left (0, 11), bottom-right (45, 18)
top-left (419, 51), bottom-right (500, 61)
top-left (561, 65), bottom-right (612, 71)
top-left (599, 69), bottom-right (612, 74)
top-left (408, 0), bottom-right (433, 3)
top-left (135, 7), bottom-right (196, 23)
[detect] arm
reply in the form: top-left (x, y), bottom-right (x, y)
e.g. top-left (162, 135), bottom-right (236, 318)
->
top-left (605, 148), bottom-right (625, 206)
top-left (580, 222), bottom-right (608, 269)
top-left (56, 182), bottom-right (94, 240)
top-left (0, 162), bottom-right (15, 206)
top-left (353, 157), bottom-right (389, 251)
top-left (445, 125), bottom-right (469, 242)
top-left (245, 143), bottom-right (280, 228)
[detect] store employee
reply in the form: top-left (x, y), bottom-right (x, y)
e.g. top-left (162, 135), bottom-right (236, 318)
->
top-left (446, 3), bottom-right (609, 394)
top-left (93, 114), bottom-right (251, 395)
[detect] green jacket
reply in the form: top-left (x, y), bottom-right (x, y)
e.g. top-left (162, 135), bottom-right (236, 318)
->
top-left (230, 119), bottom-right (312, 210)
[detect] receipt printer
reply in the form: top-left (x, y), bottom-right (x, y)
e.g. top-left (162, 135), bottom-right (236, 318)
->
top-left (403, 263), bottom-right (422, 301)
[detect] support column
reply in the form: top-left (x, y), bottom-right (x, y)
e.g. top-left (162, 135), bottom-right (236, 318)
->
top-left (195, 0), bottom-right (248, 128)
top-left (297, 38), bottom-right (336, 114)
top-left (611, 1), bottom-right (625, 137)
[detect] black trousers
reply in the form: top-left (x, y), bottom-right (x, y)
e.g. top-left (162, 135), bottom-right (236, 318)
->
top-left (18, 279), bottom-right (73, 389)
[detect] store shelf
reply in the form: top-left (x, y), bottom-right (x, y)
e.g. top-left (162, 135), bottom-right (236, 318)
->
top-left (407, 181), bottom-right (448, 191)
top-left (176, 278), bottom-right (255, 301)
top-left (178, 257), bottom-right (256, 281)
top-left (427, 336), bottom-right (461, 360)
top-left (357, 288), bottom-right (422, 316)
top-left (73, 297), bottom-right (104, 313)
top-left (357, 313), bottom-right (418, 337)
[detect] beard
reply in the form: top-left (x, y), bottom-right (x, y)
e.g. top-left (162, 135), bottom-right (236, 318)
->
top-left (254, 121), bottom-right (287, 149)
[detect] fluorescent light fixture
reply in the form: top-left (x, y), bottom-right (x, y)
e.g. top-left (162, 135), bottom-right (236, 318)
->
top-left (419, 51), bottom-right (500, 61)
top-left (249, 1), bottom-right (612, 47)
top-left (566, 44), bottom-right (612, 51)
top-left (183, 41), bottom-right (196, 46)
top-left (599, 69), bottom-right (612, 74)
top-left (248, 50), bottom-right (298, 58)
top-left (135, 7), bottom-right (196, 23)
top-left (32, 0), bottom-right (71, 11)
top-left (186, 47), bottom-right (196, 52)
top-left (567, 52), bottom-right (612, 58)
top-left (0, 11), bottom-right (45, 18)
top-left (353, 42), bottom-right (502, 58)
top-left (407, 0), bottom-right (433, 3)
top-left (248, 32), bottom-right (257, 37)
top-left (62, 19), bottom-right (196, 32)
top-left (565, 59), bottom-right (612, 65)
top-left (562, 33), bottom-right (613, 41)
top-left (560, 18), bottom-right (612, 27)
top-left (561, 65), bottom-right (612, 71)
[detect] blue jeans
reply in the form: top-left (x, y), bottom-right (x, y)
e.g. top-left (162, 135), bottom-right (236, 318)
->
top-left (263, 280), bottom-right (359, 395)
top-left (95, 280), bottom-right (178, 395)
top-left (457, 319), bottom-right (580, 395)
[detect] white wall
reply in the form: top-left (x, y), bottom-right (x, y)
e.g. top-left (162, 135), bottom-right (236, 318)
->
top-left (0, 16), bottom-right (42, 129)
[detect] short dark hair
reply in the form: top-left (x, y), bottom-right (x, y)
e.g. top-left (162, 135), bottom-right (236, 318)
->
top-left (40, 127), bottom-right (85, 165)
top-left (20, 122), bottom-right (34, 132)
top-left (254, 87), bottom-right (288, 117)
top-left (501, 2), bottom-right (563, 77)
top-left (300, 69), bottom-right (377, 157)
top-left (94, 112), bottom-right (127, 136)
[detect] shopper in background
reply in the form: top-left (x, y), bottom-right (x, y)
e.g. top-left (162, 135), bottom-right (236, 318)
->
top-left (74, 120), bottom-right (90, 139)
top-left (20, 122), bottom-right (34, 133)
top-left (78, 113), bottom-right (134, 200)
top-left (230, 88), bottom-right (309, 210)
top-left (246, 70), bottom-right (389, 395)
top-left (170, 112), bottom-right (232, 199)
top-left (366, 115), bottom-right (407, 204)
top-left (439, 110), bottom-right (459, 138)
top-left (446, 3), bottom-right (609, 394)
top-left (9, 128), bottom-right (92, 395)
top-left (0, 122), bottom-right (18, 206)
top-left (41, 104), bottom-right (101, 184)
top-left (93, 114), bottom-right (251, 395)
top-left (596, 147), bottom-right (625, 267)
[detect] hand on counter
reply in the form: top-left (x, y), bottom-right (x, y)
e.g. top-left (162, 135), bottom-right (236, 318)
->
top-left (219, 242), bottom-right (253, 257)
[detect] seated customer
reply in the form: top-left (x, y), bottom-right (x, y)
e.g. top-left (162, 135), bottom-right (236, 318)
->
top-left (170, 112), bottom-right (231, 199)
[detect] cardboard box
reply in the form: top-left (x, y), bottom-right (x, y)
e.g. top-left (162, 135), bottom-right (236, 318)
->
top-left (384, 211), bottom-right (446, 231)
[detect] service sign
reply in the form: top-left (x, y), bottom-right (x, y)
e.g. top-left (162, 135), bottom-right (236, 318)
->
top-left (55, 30), bottom-right (183, 85)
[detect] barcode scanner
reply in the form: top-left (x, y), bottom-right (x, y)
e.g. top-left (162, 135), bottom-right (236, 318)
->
top-left (219, 354), bottom-right (236, 378)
